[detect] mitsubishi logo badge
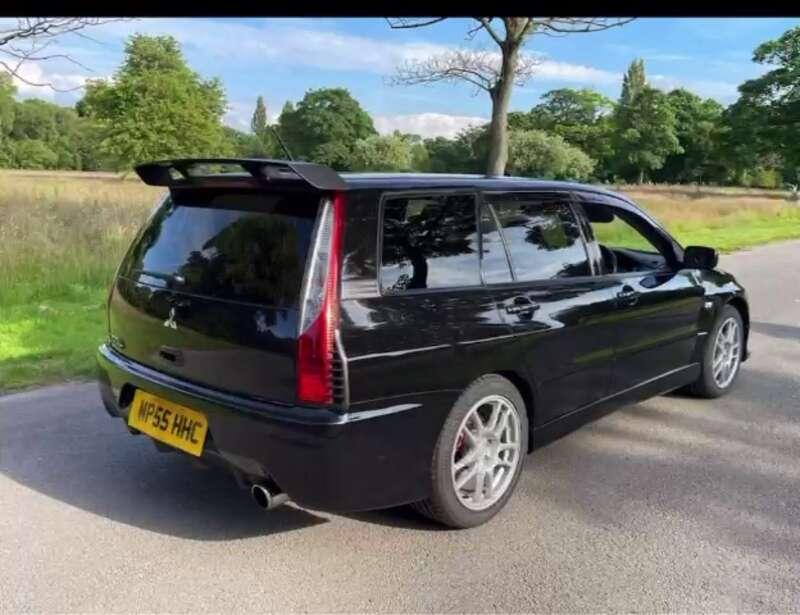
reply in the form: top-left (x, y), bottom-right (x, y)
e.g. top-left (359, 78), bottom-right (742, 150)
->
top-left (163, 307), bottom-right (178, 329)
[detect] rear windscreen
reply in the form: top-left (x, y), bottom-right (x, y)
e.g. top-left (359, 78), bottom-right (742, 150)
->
top-left (120, 189), bottom-right (320, 307)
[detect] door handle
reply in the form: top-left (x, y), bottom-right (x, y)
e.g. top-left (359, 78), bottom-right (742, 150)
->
top-left (616, 285), bottom-right (640, 306)
top-left (505, 296), bottom-right (540, 316)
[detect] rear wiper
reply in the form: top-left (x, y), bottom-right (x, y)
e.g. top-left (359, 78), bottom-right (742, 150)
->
top-left (132, 269), bottom-right (185, 285)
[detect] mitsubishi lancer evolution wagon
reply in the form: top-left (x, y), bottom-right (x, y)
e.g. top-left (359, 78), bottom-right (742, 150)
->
top-left (96, 158), bottom-right (749, 528)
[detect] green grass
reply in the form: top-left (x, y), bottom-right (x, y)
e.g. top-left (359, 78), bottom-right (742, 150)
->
top-left (0, 288), bottom-right (107, 390)
top-left (594, 208), bottom-right (800, 253)
top-left (1, 170), bottom-right (800, 393)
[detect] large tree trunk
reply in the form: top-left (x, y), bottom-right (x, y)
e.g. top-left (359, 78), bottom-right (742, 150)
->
top-left (485, 45), bottom-right (519, 176)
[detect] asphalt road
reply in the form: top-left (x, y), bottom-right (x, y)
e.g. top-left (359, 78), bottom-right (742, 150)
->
top-left (2, 241), bottom-right (799, 613)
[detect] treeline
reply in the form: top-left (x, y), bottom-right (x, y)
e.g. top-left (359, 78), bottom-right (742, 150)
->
top-left (0, 27), bottom-right (798, 189)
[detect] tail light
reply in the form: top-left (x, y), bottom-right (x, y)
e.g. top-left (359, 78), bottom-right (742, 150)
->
top-left (297, 192), bottom-right (345, 404)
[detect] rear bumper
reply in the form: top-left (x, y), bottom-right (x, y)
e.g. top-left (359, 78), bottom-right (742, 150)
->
top-left (96, 344), bottom-right (452, 512)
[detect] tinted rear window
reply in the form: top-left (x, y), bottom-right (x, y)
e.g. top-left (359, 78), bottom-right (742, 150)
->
top-left (121, 189), bottom-right (320, 307)
top-left (380, 194), bottom-right (479, 293)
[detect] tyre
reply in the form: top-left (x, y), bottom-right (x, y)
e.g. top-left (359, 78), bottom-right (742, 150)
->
top-left (689, 304), bottom-right (744, 398)
top-left (413, 374), bottom-right (529, 528)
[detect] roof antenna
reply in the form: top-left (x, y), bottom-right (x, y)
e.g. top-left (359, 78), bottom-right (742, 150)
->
top-left (270, 125), bottom-right (294, 161)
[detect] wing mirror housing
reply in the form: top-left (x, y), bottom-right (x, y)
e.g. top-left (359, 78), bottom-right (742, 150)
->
top-left (683, 245), bottom-right (718, 270)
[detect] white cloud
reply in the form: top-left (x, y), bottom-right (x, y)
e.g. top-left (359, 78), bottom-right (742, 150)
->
top-left (93, 19), bottom-right (621, 88)
top-left (374, 113), bottom-right (487, 138)
top-left (96, 18), bottom-right (450, 75)
top-left (531, 60), bottom-right (621, 85)
top-left (10, 62), bottom-right (90, 98)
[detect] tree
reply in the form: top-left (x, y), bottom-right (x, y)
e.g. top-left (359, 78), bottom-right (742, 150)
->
top-left (78, 34), bottom-right (231, 170)
top-left (277, 88), bottom-right (376, 167)
top-left (249, 95), bottom-right (278, 157)
top-left (0, 73), bottom-right (15, 137)
top-left (612, 60), bottom-right (681, 183)
top-left (424, 136), bottom-right (477, 173)
top-left (0, 73), bottom-right (15, 165)
top-left (422, 125), bottom-right (490, 173)
top-left (730, 25), bottom-right (800, 181)
top-left (388, 17), bottom-right (633, 175)
top-left (520, 88), bottom-right (616, 177)
top-left (507, 129), bottom-right (595, 180)
top-left (615, 86), bottom-right (682, 183)
top-left (349, 134), bottom-right (414, 171)
top-left (223, 126), bottom-right (262, 158)
top-left (620, 58), bottom-right (646, 106)
top-left (656, 89), bottom-right (724, 183)
top-left (529, 88), bottom-right (615, 127)
top-left (0, 18), bottom-right (122, 90)
top-left (251, 96), bottom-right (267, 136)
top-left (11, 139), bottom-right (59, 169)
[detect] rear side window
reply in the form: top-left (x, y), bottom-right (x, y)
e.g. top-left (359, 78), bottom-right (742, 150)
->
top-left (120, 189), bottom-right (320, 307)
top-left (380, 194), bottom-right (479, 293)
top-left (486, 193), bottom-right (590, 281)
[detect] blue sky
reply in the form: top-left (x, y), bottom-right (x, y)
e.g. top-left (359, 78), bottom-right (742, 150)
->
top-left (6, 17), bottom-right (799, 137)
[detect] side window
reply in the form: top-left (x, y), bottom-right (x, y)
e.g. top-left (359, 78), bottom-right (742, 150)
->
top-left (486, 193), bottom-right (591, 281)
top-left (582, 202), bottom-right (671, 273)
top-left (380, 194), bottom-right (480, 293)
top-left (479, 205), bottom-right (513, 284)
top-left (587, 206), bottom-right (661, 254)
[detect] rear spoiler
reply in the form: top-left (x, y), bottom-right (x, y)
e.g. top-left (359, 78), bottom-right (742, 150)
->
top-left (134, 158), bottom-right (348, 191)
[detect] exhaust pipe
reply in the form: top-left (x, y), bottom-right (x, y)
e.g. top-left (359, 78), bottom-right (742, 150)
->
top-left (251, 482), bottom-right (289, 511)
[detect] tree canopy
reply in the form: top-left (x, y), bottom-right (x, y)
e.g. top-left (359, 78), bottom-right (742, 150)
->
top-left (277, 87), bottom-right (376, 168)
top-left (78, 34), bottom-right (230, 170)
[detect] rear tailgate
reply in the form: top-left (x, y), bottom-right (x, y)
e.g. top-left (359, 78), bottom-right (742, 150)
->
top-left (109, 187), bottom-right (322, 404)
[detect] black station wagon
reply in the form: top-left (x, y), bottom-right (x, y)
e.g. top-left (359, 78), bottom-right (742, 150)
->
top-left (96, 158), bottom-right (750, 528)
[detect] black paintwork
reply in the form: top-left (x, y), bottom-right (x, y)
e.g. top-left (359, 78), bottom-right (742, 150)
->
top-left (97, 172), bottom-right (750, 513)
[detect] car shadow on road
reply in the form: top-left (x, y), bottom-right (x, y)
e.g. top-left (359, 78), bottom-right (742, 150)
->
top-left (525, 366), bottom-right (800, 567)
top-left (750, 320), bottom-right (800, 342)
top-left (0, 393), bottom-right (329, 540)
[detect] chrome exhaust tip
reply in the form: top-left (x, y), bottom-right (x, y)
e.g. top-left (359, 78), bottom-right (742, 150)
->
top-left (251, 482), bottom-right (289, 511)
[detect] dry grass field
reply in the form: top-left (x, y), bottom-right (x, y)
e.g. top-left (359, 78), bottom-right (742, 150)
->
top-left (1, 169), bottom-right (799, 391)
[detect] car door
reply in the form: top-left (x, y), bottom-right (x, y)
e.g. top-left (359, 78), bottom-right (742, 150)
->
top-left (574, 192), bottom-right (706, 394)
top-left (479, 191), bottom-right (620, 427)
top-left (341, 190), bottom-right (507, 404)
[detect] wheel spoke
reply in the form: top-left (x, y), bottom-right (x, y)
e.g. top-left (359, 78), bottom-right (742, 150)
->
top-left (473, 469), bottom-right (486, 503)
top-left (453, 448), bottom-right (478, 472)
top-left (482, 468), bottom-right (495, 499)
top-left (493, 409), bottom-right (510, 439)
top-left (485, 402), bottom-right (502, 432)
top-left (455, 464), bottom-right (478, 489)
top-left (461, 426), bottom-right (479, 447)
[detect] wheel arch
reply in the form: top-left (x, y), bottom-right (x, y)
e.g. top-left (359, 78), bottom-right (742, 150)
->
top-left (493, 369), bottom-right (536, 453)
top-left (726, 295), bottom-right (750, 360)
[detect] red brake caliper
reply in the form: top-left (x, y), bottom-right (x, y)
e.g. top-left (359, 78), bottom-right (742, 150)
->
top-left (454, 427), bottom-right (467, 461)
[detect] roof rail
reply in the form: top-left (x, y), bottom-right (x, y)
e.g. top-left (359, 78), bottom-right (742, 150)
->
top-left (134, 158), bottom-right (348, 191)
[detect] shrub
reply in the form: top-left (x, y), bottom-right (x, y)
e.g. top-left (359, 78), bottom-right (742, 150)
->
top-left (508, 130), bottom-right (596, 180)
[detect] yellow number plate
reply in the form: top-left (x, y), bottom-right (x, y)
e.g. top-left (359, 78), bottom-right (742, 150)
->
top-left (128, 390), bottom-right (208, 457)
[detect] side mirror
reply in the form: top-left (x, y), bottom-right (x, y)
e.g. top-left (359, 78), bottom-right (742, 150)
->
top-left (683, 245), bottom-right (718, 270)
